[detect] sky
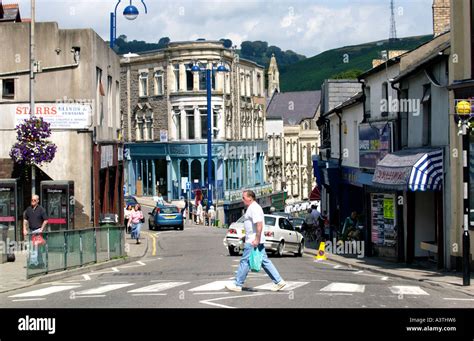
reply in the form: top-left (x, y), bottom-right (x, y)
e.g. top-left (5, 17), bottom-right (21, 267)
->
top-left (15, 0), bottom-right (434, 57)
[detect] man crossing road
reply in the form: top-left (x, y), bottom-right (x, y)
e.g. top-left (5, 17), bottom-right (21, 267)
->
top-left (226, 190), bottom-right (287, 292)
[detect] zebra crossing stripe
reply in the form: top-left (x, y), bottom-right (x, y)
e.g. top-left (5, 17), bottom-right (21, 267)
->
top-left (389, 286), bottom-right (429, 296)
top-left (320, 283), bottom-right (365, 293)
top-left (9, 285), bottom-right (80, 298)
top-left (128, 282), bottom-right (189, 293)
top-left (189, 281), bottom-right (234, 292)
top-left (76, 283), bottom-right (135, 295)
top-left (254, 281), bottom-right (309, 291)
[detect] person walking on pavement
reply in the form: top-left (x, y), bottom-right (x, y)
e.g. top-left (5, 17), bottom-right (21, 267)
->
top-left (23, 195), bottom-right (48, 268)
top-left (156, 192), bottom-right (165, 206)
top-left (226, 190), bottom-right (287, 292)
top-left (128, 204), bottom-right (144, 244)
top-left (124, 204), bottom-right (133, 234)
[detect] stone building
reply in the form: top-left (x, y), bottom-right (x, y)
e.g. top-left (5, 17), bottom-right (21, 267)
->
top-left (121, 40), bottom-right (284, 224)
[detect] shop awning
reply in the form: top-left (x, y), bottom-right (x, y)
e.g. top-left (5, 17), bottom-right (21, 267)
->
top-left (372, 148), bottom-right (443, 191)
top-left (309, 186), bottom-right (321, 200)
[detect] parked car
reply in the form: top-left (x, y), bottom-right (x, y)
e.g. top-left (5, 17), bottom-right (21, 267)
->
top-left (148, 205), bottom-right (184, 231)
top-left (124, 195), bottom-right (138, 207)
top-left (223, 216), bottom-right (246, 256)
top-left (224, 214), bottom-right (304, 257)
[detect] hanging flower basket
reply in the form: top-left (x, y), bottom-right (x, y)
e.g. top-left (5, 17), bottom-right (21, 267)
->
top-left (9, 117), bottom-right (57, 166)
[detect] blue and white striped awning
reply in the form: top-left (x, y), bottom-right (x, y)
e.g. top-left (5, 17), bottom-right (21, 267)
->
top-left (373, 149), bottom-right (444, 191)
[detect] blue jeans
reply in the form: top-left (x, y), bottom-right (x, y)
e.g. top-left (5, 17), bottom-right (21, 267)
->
top-left (131, 222), bottom-right (142, 239)
top-left (235, 243), bottom-right (283, 287)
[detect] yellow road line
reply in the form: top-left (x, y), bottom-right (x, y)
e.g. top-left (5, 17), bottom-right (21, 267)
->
top-left (143, 231), bottom-right (157, 256)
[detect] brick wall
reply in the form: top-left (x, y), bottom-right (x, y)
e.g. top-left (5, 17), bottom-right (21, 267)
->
top-left (433, 0), bottom-right (450, 37)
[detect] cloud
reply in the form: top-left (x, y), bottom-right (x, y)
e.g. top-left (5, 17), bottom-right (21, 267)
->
top-left (16, 0), bottom-right (433, 57)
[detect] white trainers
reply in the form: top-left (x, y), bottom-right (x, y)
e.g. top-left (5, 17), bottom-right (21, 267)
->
top-left (271, 280), bottom-right (287, 292)
top-left (225, 283), bottom-right (242, 292)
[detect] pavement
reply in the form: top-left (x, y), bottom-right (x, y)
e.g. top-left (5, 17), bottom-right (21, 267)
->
top-left (303, 240), bottom-right (474, 296)
top-left (0, 230), bottom-right (148, 294)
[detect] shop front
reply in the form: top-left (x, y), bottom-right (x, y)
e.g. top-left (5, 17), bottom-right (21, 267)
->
top-left (372, 148), bottom-right (444, 267)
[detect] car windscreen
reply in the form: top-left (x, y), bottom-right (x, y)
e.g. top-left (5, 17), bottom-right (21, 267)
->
top-left (160, 207), bottom-right (179, 214)
top-left (264, 216), bottom-right (276, 226)
top-left (236, 216), bottom-right (246, 223)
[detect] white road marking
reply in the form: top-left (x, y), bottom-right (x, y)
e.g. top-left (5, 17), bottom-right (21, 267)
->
top-left (381, 277), bottom-right (389, 281)
top-left (118, 261), bottom-right (147, 269)
top-left (131, 294), bottom-right (167, 297)
top-left (389, 286), bottom-right (429, 296)
top-left (200, 293), bottom-right (268, 309)
top-left (76, 283), bottom-right (134, 295)
top-left (12, 298), bottom-right (46, 302)
top-left (193, 292), bottom-right (230, 295)
top-left (254, 281), bottom-right (309, 291)
top-left (9, 285), bottom-right (80, 298)
top-left (354, 270), bottom-right (364, 274)
top-left (442, 298), bottom-right (474, 301)
top-left (75, 295), bottom-right (106, 298)
top-left (82, 275), bottom-right (91, 281)
top-left (320, 283), bottom-right (365, 293)
top-left (333, 265), bottom-right (342, 269)
top-left (128, 282), bottom-right (189, 293)
top-left (189, 281), bottom-right (234, 292)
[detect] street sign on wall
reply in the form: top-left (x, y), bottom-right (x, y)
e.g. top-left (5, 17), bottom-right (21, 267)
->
top-left (11, 103), bottom-right (92, 129)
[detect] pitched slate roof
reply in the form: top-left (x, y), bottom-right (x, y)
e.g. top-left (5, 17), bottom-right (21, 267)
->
top-left (266, 90), bottom-right (321, 125)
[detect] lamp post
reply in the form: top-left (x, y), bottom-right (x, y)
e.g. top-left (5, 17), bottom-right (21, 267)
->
top-left (455, 99), bottom-right (472, 286)
top-left (110, 0), bottom-right (147, 49)
top-left (191, 61), bottom-right (229, 211)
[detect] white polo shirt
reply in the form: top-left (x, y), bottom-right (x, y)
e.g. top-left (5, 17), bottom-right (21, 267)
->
top-left (243, 201), bottom-right (265, 244)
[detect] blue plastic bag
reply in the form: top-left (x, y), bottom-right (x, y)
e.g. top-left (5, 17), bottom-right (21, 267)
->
top-left (249, 247), bottom-right (264, 272)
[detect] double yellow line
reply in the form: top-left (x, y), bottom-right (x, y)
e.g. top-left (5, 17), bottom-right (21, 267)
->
top-left (143, 231), bottom-right (158, 256)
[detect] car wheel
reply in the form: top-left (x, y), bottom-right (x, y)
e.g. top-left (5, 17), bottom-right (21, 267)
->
top-left (296, 240), bottom-right (304, 257)
top-left (228, 246), bottom-right (239, 256)
top-left (277, 241), bottom-right (284, 257)
top-left (178, 225), bottom-right (184, 231)
top-left (148, 221), bottom-right (153, 230)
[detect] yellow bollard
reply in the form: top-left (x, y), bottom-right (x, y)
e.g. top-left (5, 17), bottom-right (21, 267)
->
top-left (314, 241), bottom-right (328, 261)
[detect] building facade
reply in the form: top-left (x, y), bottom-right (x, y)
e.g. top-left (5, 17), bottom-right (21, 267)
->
top-left (448, 0), bottom-right (474, 270)
top-left (121, 40), bottom-right (281, 224)
top-left (266, 89), bottom-right (321, 209)
top-left (0, 21), bottom-right (122, 231)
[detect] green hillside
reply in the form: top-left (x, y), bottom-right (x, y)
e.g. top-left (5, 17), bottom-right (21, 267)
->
top-left (280, 35), bottom-right (433, 92)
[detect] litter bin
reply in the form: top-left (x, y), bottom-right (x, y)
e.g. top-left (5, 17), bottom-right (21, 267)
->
top-left (0, 225), bottom-right (8, 264)
top-left (98, 214), bottom-right (120, 254)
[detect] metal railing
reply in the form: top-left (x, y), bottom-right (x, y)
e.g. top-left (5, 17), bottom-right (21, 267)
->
top-left (26, 226), bottom-right (125, 279)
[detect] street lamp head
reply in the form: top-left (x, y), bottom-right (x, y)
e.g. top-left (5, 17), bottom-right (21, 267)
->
top-left (216, 64), bottom-right (229, 73)
top-left (191, 64), bottom-right (201, 72)
top-left (123, 5), bottom-right (139, 20)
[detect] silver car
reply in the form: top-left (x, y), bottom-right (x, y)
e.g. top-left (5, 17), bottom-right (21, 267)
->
top-left (224, 214), bottom-right (305, 257)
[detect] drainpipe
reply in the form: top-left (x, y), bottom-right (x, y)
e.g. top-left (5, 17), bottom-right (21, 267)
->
top-left (358, 78), bottom-right (367, 123)
top-left (336, 110), bottom-right (343, 231)
top-left (390, 80), bottom-right (405, 263)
